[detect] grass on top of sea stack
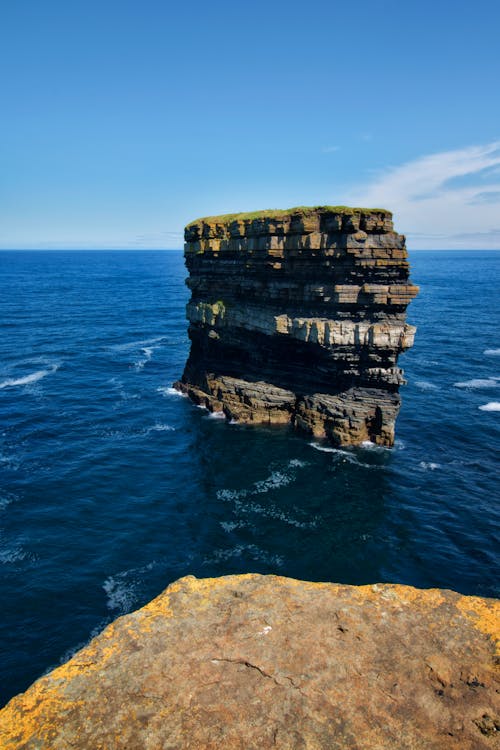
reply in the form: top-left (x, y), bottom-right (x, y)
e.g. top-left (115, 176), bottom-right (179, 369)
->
top-left (186, 205), bottom-right (391, 227)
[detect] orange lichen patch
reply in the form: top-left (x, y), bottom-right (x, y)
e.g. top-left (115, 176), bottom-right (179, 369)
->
top-left (455, 596), bottom-right (500, 653)
top-left (1, 575), bottom-right (498, 750)
top-left (0, 689), bottom-right (85, 748)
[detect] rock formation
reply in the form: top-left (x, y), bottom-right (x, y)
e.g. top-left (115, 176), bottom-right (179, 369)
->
top-left (174, 206), bottom-right (418, 446)
top-left (1, 574), bottom-right (498, 749)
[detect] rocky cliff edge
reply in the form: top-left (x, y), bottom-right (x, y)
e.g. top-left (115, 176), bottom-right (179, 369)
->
top-left (0, 574), bottom-right (498, 749)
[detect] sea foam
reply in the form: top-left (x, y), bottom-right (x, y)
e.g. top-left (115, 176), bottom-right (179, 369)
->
top-left (0, 363), bottom-right (59, 390)
top-left (454, 377), bottom-right (500, 389)
top-left (415, 380), bottom-right (440, 391)
top-left (484, 348), bottom-right (500, 356)
top-left (110, 336), bottom-right (166, 352)
top-left (308, 442), bottom-right (374, 468)
top-left (478, 402), bottom-right (500, 411)
top-left (133, 346), bottom-right (156, 371)
top-left (157, 386), bottom-right (187, 398)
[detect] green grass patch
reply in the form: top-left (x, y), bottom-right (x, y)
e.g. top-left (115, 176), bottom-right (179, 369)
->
top-left (186, 205), bottom-right (391, 227)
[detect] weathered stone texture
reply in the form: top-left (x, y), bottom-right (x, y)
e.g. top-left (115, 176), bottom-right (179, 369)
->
top-left (0, 575), bottom-right (498, 749)
top-left (175, 206), bottom-right (418, 446)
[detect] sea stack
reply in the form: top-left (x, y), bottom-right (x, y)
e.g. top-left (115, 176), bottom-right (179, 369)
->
top-left (175, 206), bottom-right (418, 446)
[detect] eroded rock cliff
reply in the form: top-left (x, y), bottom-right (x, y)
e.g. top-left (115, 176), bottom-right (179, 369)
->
top-left (1, 575), bottom-right (498, 749)
top-left (175, 206), bottom-right (418, 446)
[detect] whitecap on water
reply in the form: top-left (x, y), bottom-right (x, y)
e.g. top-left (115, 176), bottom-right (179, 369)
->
top-left (360, 441), bottom-right (390, 452)
top-left (109, 336), bottom-right (167, 352)
top-left (144, 423), bottom-right (175, 434)
top-left (308, 443), bottom-right (338, 454)
top-left (102, 576), bottom-right (139, 614)
top-left (415, 380), bottom-right (440, 391)
top-left (0, 539), bottom-right (27, 564)
top-left (216, 462), bottom-right (315, 529)
top-left (103, 560), bottom-right (158, 614)
top-left (308, 442), bottom-right (374, 468)
top-left (157, 386), bottom-right (187, 398)
top-left (204, 544), bottom-right (284, 568)
top-left (484, 348), bottom-right (500, 356)
top-left (454, 377), bottom-right (500, 389)
top-left (133, 346), bottom-right (156, 371)
top-left (0, 363), bottom-right (60, 390)
top-left (204, 410), bottom-right (226, 420)
top-left (478, 402), bottom-right (500, 411)
top-left (109, 377), bottom-right (140, 402)
top-left (220, 520), bottom-right (249, 532)
top-left (232, 498), bottom-right (318, 529)
top-left (419, 461), bottom-right (442, 471)
top-left (0, 491), bottom-right (18, 512)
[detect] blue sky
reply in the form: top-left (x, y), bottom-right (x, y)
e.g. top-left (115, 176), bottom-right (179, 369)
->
top-left (1, 0), bottom-right (499, 249)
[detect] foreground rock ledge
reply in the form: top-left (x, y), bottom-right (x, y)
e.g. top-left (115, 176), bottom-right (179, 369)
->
top-left (1, 575), bottom-right (498, 750)
top-left (176, 205), bottom-right (419, 447)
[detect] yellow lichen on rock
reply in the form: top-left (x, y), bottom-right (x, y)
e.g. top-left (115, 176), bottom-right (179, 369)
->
top-left (0, 574), bottom-right (498, 749)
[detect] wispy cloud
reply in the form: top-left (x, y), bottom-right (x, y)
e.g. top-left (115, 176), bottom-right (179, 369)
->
top-left (323, 146), bottom-right (340, 153)
top-left (348, 141), bottom-right (500, 248)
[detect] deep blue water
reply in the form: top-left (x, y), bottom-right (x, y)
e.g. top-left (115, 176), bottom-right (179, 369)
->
top-left (0, 249), bottom-right (499, 707)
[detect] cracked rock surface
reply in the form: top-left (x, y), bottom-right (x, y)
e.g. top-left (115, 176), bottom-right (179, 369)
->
top-left (0, 574), bottom-right (498, 749)
top-left (175, 206), bottom-right (418, 446)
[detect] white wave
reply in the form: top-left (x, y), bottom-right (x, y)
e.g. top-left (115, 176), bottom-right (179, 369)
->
top-left (419, 462), bottom-right (442, 471)
top-left (0, 363), bottom-right (59, 390)
top-left (0, 492), bottom-right (17, 512)
top-left (204, 544), bottom-right (284, 567)
top-left (0, 541), bottom-right (27, 564)
top-left (133, 346), bottom-right (156, 371)
top-left (454, 377), bottom-right (500, 389)
top-left (103, 560), bottom-right (158, 614)
top-left (103, 576), bottom-right (138, 614)
top-left (309, 443), bottom-right (338, 453)
top-left (360, 441), bottom-right (390, 452)
top-left (108, 377), bottom-right (140, 402)
top-left (0, 452), bottom-right (20, 471)
top-left (216, 470), bottom-right (296, 501)
top-left (216, 461), bottom-right (314, 528)
top-left (110, 336), bottom-right (166, 352)
top-left (479, 402), bottom-right (500, 411)
top-left (484, 348), bottom-right (500, 356)
top-left (308, 442), bottom-right (374, 468)
top-left (415, 380), bottom-right (440, 391)
top-left (157, 386), bottom-right (187, 398)
top-left (205, 410), bottom-right (226, 420)
top-left (232, 498), bottom-right (318, 529)
top-left (220, 520), bottom-right (249, 532)
top-left (253, 470), bottom-right (294, 494)
top-left (101, 422), bottom-right (175, 440)
top-left (145, 423), bottom-right (175, 434)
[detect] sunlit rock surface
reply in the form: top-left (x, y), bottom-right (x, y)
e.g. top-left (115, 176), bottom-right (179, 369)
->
top-left (175, 206), bottom-right (418, 446)
top-left (1, 574), bottom-right (498, 749)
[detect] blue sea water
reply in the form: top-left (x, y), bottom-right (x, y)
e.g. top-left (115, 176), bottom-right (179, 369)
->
top-left (0, 249), bottom-right (499, 707)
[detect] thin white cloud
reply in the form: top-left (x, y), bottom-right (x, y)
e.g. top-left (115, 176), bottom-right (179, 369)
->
top-left (323, 146), bottom-right (340, 153)
top-left (348, 141), bottom-right (500, 248)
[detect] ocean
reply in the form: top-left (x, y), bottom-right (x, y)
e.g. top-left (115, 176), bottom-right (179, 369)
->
top-left (0, 249), bottom-right (498, 707)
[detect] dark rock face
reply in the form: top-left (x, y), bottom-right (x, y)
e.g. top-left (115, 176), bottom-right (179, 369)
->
top-left (1, 575), bottom-right (498, 749)
top-left (175, 206), bottom-right (418, 446)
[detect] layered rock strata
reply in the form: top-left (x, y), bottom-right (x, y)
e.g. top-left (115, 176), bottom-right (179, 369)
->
top-left (175, 206), bottom-right (418, 446)
top-left (1, 574), bottom-right (498, 749)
